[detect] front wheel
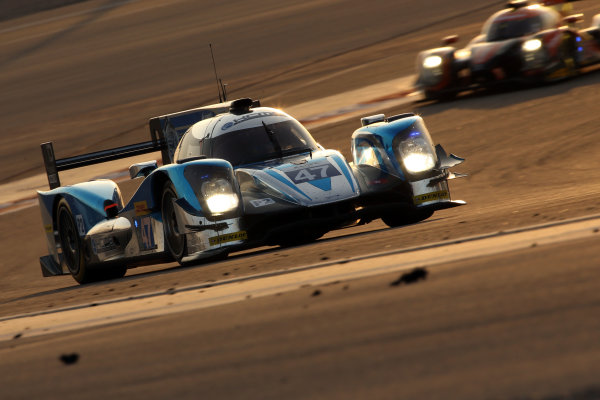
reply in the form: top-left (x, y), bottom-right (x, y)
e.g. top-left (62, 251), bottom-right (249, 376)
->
top-left (381, 209), bottom-right (434, 228)
top-left (545, 37), bottom-right (578, 82)
top-left (162, 183), bottom-right (186, 263)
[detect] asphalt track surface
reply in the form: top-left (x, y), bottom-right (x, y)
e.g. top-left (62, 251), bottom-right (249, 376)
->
top-left (1, 1), bottom-right (600, 399)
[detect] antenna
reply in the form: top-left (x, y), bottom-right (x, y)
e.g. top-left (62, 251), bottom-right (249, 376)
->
top-left (209, 43), bottom-right (224, 103)
top-left (220, 79), bottom-right (228, 102)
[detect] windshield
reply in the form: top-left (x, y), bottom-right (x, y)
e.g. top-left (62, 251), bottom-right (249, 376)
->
top-left (210, 119), bottom-right (319, 166)
top-left (486, 15), bottom-right (542, 41)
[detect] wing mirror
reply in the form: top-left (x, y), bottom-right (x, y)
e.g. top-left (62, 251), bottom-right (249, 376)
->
top-left (103, 199), bottom-right (119, 219)
top-left (442, 35), bottom-right (459, 46)
top-left (129, 160), bottom-right (158, 179)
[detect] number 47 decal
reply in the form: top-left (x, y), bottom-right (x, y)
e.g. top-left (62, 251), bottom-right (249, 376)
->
top-left (138, 216), bottom-right (156, 250)
top-left (286, 162), bottom-right (341, 184)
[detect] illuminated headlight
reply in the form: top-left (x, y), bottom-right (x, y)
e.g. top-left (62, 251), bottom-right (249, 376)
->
top-left (399, 136), bottom-right (436, 173)
top-left (423, 55), bottom-right (443, 69)
top-left (522, 39), bottom-right (542, 52)
top-left (403, 153), bottom-right (436, 172)
top-left (201, 178), bottom-right (239, 214)
top-left (454, 49), bottom-right (471, 60)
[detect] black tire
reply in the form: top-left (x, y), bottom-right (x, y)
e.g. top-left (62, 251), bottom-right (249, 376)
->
top-left (57, 200), bottom-right (127, 284)
top-left (161, 183), bottom-right (186, 263)
top-left (381, 209), bottom-right (434, 228)
top-left (57, 200), bottom-right (91, 283)
top-left (545, 36), bottom-right (578, 82)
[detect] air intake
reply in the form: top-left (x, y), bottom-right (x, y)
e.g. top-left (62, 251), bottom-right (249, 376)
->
top-left (229, 98), bottom-right (254, 115)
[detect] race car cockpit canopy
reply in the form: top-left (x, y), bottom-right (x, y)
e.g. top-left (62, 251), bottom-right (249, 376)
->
top-left (175, 106), bottom-right (319, 166)
top-left (482, 3), bottom-right (561, 42)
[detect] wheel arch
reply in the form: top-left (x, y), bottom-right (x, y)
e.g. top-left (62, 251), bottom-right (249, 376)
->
top-left (52, 194), bottom-right (66, 231)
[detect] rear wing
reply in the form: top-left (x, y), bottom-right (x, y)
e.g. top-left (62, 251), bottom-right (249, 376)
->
top-left (41, 99), bottom-right (259, 189)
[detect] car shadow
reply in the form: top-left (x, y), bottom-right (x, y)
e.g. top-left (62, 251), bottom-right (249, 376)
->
top-left (1, 216), bottom-right (447, 306)
top-left (414, 65), bottom-right (600, 117)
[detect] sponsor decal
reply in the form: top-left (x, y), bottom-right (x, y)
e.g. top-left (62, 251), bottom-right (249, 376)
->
top-left (284, 161), bottom-right (341, 184)
top-left (134, 200), bottom-right (151, 216)
top-left (413, 190), bottom-right (449, 205)
top-left (221, 112), bottom-right (280, 131)
top-left (209, 231), bottom-right (248, 246)
top-left (75, 214), bottom-right (85, 236)
top-left (250, 198), bottom-right (275, 208)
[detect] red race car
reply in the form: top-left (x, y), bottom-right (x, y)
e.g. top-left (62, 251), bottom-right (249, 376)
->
top-left (415, 0), bottom-right (600, 100)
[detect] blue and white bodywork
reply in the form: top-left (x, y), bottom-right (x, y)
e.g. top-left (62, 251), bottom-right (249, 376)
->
top-left (349, 112), bottom-right (466, 227)
top-left (37, 98), bottom-right (466, 284)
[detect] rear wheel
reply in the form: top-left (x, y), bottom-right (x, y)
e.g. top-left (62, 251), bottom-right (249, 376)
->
top-left (57, 200), bottom-right (127, 284)
top-left (162, 183), bottom-right (186, 263)
top-left (57, 200), bottom-right (91, 283)
top-left (381, 209), bottom-right (434, 228)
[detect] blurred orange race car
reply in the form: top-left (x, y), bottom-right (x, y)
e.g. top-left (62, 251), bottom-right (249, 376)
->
top-left (415, 0), bottom-right (600, 100)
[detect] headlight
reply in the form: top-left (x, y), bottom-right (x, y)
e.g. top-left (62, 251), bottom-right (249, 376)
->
top-left (399, 136), bottom-right (436, 173)
top-left (355, 144), bottom-right (379, 167)
top-left (403, 153), bottom-right (436, 173)
top-left (522, 39), bottom-right (542, 52)
top-left (423, 55), bottom-right (443, 69)
top-left (454, 49), bottom-right (471, 60)
top-left (201, 178), bottom-right (239, 214)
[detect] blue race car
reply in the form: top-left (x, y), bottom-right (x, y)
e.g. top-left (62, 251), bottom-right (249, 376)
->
top-left (38, 98), bottom-right (466, 283)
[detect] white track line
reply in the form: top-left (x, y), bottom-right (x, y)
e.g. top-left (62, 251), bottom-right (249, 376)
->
top-left (1, 214), bottom-right (599, 341)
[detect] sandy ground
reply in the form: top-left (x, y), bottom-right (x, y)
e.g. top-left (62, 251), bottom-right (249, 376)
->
top-left (2, 235), bottom-right (600, 400)
top-left (0, 0), bottom-right (503, 182)
top-left (1, 1), bottom-right (600, 398)
top-left (0, 0), bottom-right (88, 22)
top-left (1, 0), bottom-right (600, 318)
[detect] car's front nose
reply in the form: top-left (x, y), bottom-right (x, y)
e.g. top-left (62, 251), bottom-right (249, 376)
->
top-left (469, 40), bottom-right (524, 83)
